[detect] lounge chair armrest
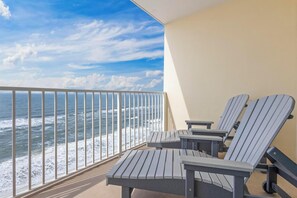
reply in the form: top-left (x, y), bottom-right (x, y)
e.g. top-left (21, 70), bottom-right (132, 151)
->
top-left (185, 120), bottom-right (214, 129)
top-left (181, 156), bottom-right (253, 177)
top-left (182, 157), bottom-right (253, 198)
top-left (179, 134), bottom-right (223, 142)
top-left (190, 128), bottom-right (228, 137)
top-left (179, 135), bottom-right (223, 157)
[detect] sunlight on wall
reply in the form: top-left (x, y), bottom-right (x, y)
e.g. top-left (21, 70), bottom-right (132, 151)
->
top-left (164, 0), bottom-right (297, 160)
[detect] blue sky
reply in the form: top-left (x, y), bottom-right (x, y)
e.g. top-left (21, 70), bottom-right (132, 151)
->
top-left (0, 0), bottom-right (164, 90)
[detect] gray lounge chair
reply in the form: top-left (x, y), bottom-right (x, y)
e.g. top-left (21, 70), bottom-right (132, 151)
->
top-left (147, 94), bottom-right (249, 155)
top-left (106, 94), bottom-right (295, 198)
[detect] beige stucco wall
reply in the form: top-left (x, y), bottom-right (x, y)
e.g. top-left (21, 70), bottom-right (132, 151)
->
top-left (164, 0), bottom-right (297, 160)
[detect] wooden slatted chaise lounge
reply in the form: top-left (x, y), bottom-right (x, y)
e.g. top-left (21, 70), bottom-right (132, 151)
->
top-left (147, 94), bottom-right (249, 156)
top-left (106, 95), bottom-right (295, 198)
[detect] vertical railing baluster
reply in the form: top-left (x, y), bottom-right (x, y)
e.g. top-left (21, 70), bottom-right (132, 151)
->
top-left (158, 94), bottom-right (160, 131)
top-left (158, 95), bottom-right (160, 131)
top-left (160, 94), bottom-right (162, 131)
top-left (144, 94), bottom-right (147, 141)
top-left (92, 92), bottom-right (95, 164)
top-left (106, 93), bottom-right (108, 157)
top-left (141, 94), bottom-right (144, 142)
top-left (133, 93), bottom-right (136, 146)
top-left (65, 92), bottom-right (68, 175)
top-left (155, 94), bottom-right (157, 131)
top-left (12, 90), bottom-right (16, 197)
top-left (150, 94), bottom-right (152, 132)
top-left (152, 94), bottom-right (154, 132)
top-left (142, 94), bottom-right (144, 141)
top-left (151, 94), bottom-right (153, 132)
top-left (140, 94), bottom-right (143, 142)
top-left (161, 94), bottom-right (163, 131)
top-left (156, 94), bottom-right (160, 131)
top-left (54, 92), bottom-right (57, 179)
top-left (112, 92), bottom-right (114, 155)
top-left (155, 95), bottom-right (157, 131)
top-left (75, 92), bottom-right (78, 171)
top-left (137, 94), bottom-right (140, 144)
top-left (99, 92), bottom-right (102, 161)
top-left (129, 93), bottom-right (131, 149)
top-left (84, 92), bottom-right (87, 167)
top-left (28, 91), bottom-right (32, 190)
top-left (42, 91), bottom-right (45, 184)
top-left (153, 94), bottom-right (155, 132)
top-left (123, 93), bottom-right (126, 151)
top-left (117, 93), bottom-right (122, 156)
top-left (148, 94), bottom-right (151, 134)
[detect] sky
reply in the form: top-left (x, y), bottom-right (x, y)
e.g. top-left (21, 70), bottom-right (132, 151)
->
top-left (0, 0), bottom-right (164, 91)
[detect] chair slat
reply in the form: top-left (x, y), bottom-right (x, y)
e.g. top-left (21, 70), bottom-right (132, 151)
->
top-left (173, 149), bottom-right (182, 179)
top-left (122, 151), bottom-right (143, 179)
top-left (155, 150), bottom-right (167, 179)
top-left (113, 150), bottom-right (138, 178)
top-left (106, 150), bottom-right (133, 178)
top-left (130, 150), bottom-right (149, 179)
top-left (147, 150), bottom-right (161, 179)
top-left (164, 150), bottom-right (173, 179)
top-left (138, 151), bottom-right (155, 179)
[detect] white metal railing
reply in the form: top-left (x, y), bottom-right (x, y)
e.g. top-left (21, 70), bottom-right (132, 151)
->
top-left (0, 86), bottom-right (164, 197)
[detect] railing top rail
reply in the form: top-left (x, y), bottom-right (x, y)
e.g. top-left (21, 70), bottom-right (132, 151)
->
top-left (0, 86), bottom-right (164, 94)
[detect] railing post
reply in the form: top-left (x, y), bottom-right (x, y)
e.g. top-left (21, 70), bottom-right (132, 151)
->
top-left (117, 92), bottom-right (122, 156)
top-left (163, 92), bottom-right (168, 131)
top-left (12, 90), bottom-right (16, 197)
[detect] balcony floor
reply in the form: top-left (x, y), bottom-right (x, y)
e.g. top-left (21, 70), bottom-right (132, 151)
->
top-left (30, 148), bottom-right (296, 198)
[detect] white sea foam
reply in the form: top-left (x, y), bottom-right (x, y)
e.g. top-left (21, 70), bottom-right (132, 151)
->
top-left (0, 106), bottom-right (154, 131)
top-left (0, 125), bottom-right (157, 197)
top-left (0, 115), bottom-right (66, 130)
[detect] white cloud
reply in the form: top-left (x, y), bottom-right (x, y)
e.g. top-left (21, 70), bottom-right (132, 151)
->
top-left (0, 0), bottom-right (11, 19)
top-left (145, 70), bottom-right (163, 77)
top-left (0, 73), bottom-right (106, 89)
top-left (0, 19), bottom-right (164, 90)
top-left (0, 19), bottom-right (163, 71)
top-left (105, 75), bottom-right (141, 90)
top-left (0, 72), bottom-right (162, 91)
top-left (2, 44), bottom-right (37, 67)
top-left (63, 73), bottom-right (106, 89)
top-left (142, 79), bottom-right (163, 89)
top-left (67, 64), bottom-right (97, 70)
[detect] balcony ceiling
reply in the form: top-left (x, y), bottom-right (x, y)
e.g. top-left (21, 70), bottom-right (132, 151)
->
top-left (131, 0), bottom-right (227, 24)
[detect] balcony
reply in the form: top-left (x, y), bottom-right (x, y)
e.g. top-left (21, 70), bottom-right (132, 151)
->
top-left (0, 87), bottom-right (296, 198)
top-left (0, 0), bottom-right (296, 197)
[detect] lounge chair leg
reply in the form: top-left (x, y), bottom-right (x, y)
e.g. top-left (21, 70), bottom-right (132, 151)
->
top-left (233, 176), bottom-right (244, 198)
top-left (211, 141), bottom-right (219, 157)
top-left (185, 169), bottom-right (195, 198)
top-left (264, 166), bottom-right (277, 194)
top-left (122, 186), bottom-right (133, 198)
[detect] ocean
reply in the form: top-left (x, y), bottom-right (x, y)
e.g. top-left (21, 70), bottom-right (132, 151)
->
top-left (0, 92), bottom-right (160, 196)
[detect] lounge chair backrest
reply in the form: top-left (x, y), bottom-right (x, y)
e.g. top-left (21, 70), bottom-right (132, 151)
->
top-left (216, 94), bottom-right (249, 134)
top-left (225, 95), bottom-right (295, 170)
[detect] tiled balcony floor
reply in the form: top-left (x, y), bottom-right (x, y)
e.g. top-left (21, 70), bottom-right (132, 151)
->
top-left (30, 148), bottom-right (296, 198)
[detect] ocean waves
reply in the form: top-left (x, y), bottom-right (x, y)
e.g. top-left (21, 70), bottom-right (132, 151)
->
top-left (0, 128), bottom-right (147, 197)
